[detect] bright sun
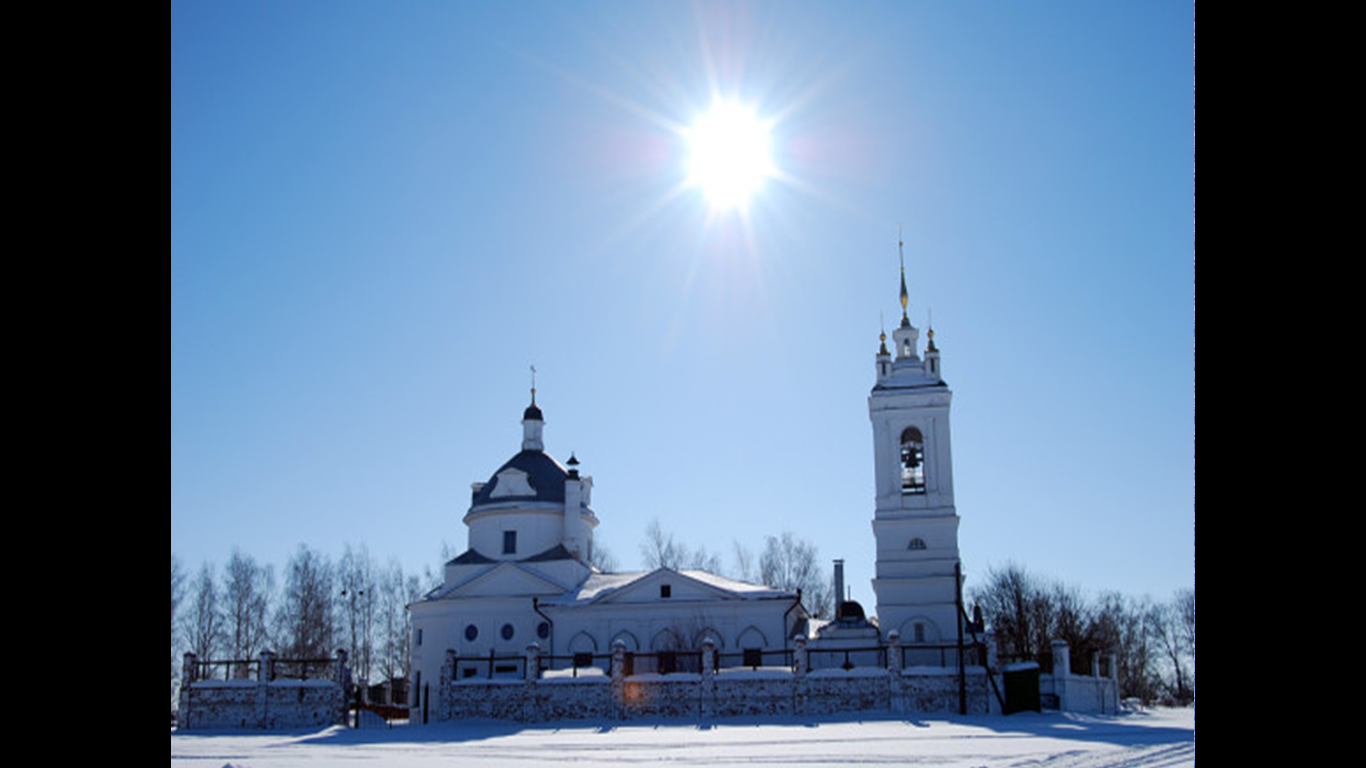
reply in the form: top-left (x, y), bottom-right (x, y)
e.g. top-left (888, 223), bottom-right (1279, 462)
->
top-left (685, 101), bottom-right (773, 211)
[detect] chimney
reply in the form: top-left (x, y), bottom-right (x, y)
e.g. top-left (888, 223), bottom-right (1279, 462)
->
top-left (563, 454), bottom-right (584, 561)
top-left (833, 559), bottom-right (845, 619)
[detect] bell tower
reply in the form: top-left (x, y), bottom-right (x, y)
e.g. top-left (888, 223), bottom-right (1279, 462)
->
top-left (869, 235), bottom-right (961, 646)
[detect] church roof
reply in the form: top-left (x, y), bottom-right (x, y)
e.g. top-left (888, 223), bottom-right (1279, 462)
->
top-left (471, 449), bottom-right (570, 507)
top-left (521, 543), bottom-right (576, 562)
top-left (540, 568), bottom-right (795, 606)
top-left (447, 549), bottom-right (495, 566)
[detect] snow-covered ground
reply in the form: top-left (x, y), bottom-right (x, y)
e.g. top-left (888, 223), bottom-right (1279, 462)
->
top-left (170, 707), bottom-right (1194, 767)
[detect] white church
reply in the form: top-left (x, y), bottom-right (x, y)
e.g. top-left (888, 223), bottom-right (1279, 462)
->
top-left (408, 258), bottom-right (964, 704)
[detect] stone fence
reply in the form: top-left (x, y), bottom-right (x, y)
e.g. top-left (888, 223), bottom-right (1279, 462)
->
top-left (177, 650), bottom-right (350, 730)
top-left (1039, 639), bottom-right (1120, 714)
top-left (435, 635), bottom-right (993, 723)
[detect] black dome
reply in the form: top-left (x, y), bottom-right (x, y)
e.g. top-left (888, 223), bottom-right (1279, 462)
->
top-left (470, 450), bottom-right (567, 507)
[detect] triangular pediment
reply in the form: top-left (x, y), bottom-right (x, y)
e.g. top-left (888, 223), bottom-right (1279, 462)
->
top-left (446, 561), bottom-right (571, 598)
top-left (591, 568), bottom-right (750, 604)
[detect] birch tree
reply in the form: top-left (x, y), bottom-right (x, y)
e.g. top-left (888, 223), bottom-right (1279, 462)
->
top-left (276, 544), bottom-right (335, 660)
top-left (224, 550), bottom-right (273, 663)
top-left (759, 531), bottom-right (832, 619)
top-left (183, 561), bottom-right (224, 661)
top-left (339, 544), bottom-right (378, 685)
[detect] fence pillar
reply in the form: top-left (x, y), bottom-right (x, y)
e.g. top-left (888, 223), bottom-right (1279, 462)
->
top-left (335, 649), bottom-right (350, 687)
top-left (179, 652), bottom-right (198, 728)
top-left (887, 630), bottom-right (902, 674)
top-left (183, 652), bottom-right (199, 685)
top-left (1051, 639), bottom-right (1070, 711)
top-left (611, 640), bottom-right (626, 682)
top-left (1051, 640), bottom-right (1070, 676)
top-left (700, 639), bottom-right (717, 718)
top-left (792, 636), bottom-right (809, 715)
top-left (610, 640), bottom-right (627, 718)
top-left (259, 650), bottom-right (276, 683)
top-left (525, 642), bottom-right (541, 683)
top-left (442, 649), bottom-right (458, 687)
top-left (439, 649), bottom-right (457, 723)
top-left (792, 635), bottom-right (807, 679)
top-left (255, 650), bottom-right (274, 729)
top-left (521, 642), bottom-right (542, 722)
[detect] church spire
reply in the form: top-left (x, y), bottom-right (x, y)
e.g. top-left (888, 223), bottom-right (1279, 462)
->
top-left (522, 365), bottom-right (544, 449)
top-left (890, 228), bottom-right (920, 361)
top-left (898, 227), bottom-right (910, 328)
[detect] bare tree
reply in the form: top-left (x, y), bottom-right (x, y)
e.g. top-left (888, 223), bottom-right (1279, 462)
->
top-left (640, 518), bottom-right (722, 573)
top-left (759, 531), bottom-right (831, 619)
top-left (969, 563), bottom-right (1054, 662)
top-left (276, 544), bottom-right (336, 660)
top-left (640, 518), bottom-right (686, 570)
top-left (422, 539), bottom-right (458, 592)
top-left (172, 554), bottom-right (186, 702)
top-left (1151, 591), bottom-right (1194, 704)
top-left (223, 550), bottom-right (273, 665)
top-left (339, 543), bottom-right (378, 686)
top-left (1090, 591), bottom-right (1160, 704)
top-left (377, 559), bottom-right (409, 685)
top-left (731, 540), bottom-right (758, 584)
top-left (378, 558), bottom-right (425, 694)
top-left (979, 572), bottom-right (1168, 704)
top-left (172, 554), bottom-right (186, 649)
top-left (183, 561), bottom-right (224, 661)
top-left (590, 541), bottom-right (619, 573)
top-left (1177, 587), bottom-right (1194, 663)
top-left (1049, 581), bottom-right (1098, 670)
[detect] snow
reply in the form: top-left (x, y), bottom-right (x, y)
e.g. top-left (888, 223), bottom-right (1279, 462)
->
top-left (540, 667), bottom-right (609, 682)
top-left (170, 706), bottom-right (1194, 767)
top-left (542, 569), bottom-right (789, 605)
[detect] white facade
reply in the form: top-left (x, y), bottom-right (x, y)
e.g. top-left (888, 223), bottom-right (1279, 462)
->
top-left (868, 258), bottom-right (963, 646)
top-left (409, 258), bottom-right (971, 716)
top-left (408, 401), bottom-right (805, 712)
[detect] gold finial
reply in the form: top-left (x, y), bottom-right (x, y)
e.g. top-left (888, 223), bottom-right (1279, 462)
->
top-left (878, 313), bottom-right (889, 356)
top-left (898, 226), bottom-right (910, 325)
top-left (530, 364), bottom-right (537, 405)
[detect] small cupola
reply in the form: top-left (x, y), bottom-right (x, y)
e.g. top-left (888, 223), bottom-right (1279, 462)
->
top-left (522, 389), bottom-right (544, 451)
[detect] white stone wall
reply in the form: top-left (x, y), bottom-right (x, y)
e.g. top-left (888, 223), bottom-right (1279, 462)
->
top-left (177, 651), bottom-right (349, 730)
top-left (1039, 673), bottom-right (1120, 714)
top-left (431, 640), bottom-right (992, 723)
top-left (179, 680), bottom-right (346, 729)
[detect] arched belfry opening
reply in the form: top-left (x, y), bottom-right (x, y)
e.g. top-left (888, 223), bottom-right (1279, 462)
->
top-left (900, 426), bottom-right (926, 495)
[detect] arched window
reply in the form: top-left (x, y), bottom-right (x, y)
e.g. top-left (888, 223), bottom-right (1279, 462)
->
top-left (900, 427), bottom-right (926, 495)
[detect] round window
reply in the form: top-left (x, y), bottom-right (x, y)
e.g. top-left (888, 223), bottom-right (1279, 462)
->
top-left (464, 624), bottom-right (478, 642)
top-left (537, 621), bottom-right (550, 640)
top-left (501, 623), bottom-right (515, 641)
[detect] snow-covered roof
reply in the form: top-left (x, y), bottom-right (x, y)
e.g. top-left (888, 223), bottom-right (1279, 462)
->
top-left (675, 569), bottom-right (792, 597)
top-left (539, 568), bottom-right (795, 606)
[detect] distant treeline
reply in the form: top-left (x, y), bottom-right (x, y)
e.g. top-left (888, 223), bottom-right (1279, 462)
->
top-left (970, 563), bottom-right (1194, 705)
top-left (171, 544), bottom-right (427, 704)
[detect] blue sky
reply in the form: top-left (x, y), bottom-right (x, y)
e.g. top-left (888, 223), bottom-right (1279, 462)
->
top-left (171, 1), bottom-right (1194, 605)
